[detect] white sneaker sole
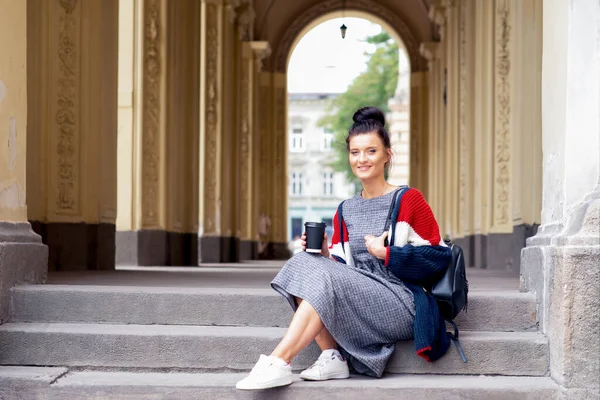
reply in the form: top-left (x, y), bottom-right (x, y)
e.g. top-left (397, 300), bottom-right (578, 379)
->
top-left (299, 371), bottom-right (350, 381)
top-left (236, 375), bottom-right (293, 390)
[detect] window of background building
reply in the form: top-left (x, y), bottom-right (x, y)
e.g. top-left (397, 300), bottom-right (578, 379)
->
top-left (322, 172), bottom-right (334, 196)
top-left (290, 172), bottom-right (303, 196)
top-left (323, 218), bottom-right (334, 243)
top-left (291, 217), bottom-right (303, 239)
top-left (322, 128), bottom-right (334, 151)
top-left (290, 127), bottom-right (305, 152)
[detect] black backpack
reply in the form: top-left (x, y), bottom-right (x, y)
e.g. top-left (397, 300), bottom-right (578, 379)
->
top-left (431, 239), bottom-right (469, 362)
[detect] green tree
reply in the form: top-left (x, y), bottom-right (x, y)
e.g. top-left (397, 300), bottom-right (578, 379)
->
top-left (319, 31), bottom-right (399, 187)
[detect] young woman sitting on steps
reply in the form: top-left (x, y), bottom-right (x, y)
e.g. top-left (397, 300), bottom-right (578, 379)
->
top-left (236, 106), bottom-right (452, 390)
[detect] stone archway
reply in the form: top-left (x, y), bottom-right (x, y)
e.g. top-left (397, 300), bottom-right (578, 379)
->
top-left (272, 0), bottom-right (427, 73)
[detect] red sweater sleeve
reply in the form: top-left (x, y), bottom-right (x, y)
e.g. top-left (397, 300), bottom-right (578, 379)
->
top-left (397, 189), bottom-right (443, 246)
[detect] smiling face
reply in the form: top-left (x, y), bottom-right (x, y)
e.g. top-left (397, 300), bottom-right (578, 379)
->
top-left (348, 132), bottom-right (391, 182)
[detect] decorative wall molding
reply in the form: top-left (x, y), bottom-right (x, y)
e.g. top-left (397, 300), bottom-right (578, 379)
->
top-left (236, 2), bottom-right (255, 41)
top-left (429, 5), bottom-right (446, 27)
top-left (273, 86), bottom-right (286, 241)
top-left (458, 0), bottom-right (468, 234)
top-left (419, 42), bottom-right (439, 71)
top-left (409, 87), bottom-right (421, 179)
top-left (55, 0), bottom-right (80, 213)
top-left (225, 0), bottom-right (237, 24)
top-left (238, 50), bottom-right (251, 238)
top-left (251, 41), bottom-right (271, 73)
top-left (493, 0), bottom-right (511, 227)
top-left (274, 0), bottom-right (425, 73)
top-left (203, 3), bottom-right (220, 234)
top-left (258, 84), bottom-right (269, 217)
top-left (142, 0), bottom-right (163, 225)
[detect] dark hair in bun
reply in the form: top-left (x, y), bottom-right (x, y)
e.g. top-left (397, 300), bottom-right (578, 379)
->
top-left (346, 106), bottom-right (391, 151)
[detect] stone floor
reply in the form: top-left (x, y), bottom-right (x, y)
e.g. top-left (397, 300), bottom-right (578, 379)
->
top-left (47, 262), bottom-right (520, 292)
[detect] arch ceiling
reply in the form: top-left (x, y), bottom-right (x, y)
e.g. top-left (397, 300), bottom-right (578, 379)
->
top-left (252, 0), bottom-right (434, 73)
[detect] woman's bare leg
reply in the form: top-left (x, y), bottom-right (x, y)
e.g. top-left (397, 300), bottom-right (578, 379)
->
top-left (314, 327), bottom-right (337, 351)
top-left (270, 299), bottom-right (324, 363)
top-left (293, 296), bottom-right (337, 351)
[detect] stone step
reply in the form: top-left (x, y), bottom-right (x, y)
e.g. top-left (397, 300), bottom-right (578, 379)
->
top-left (0, 323), bottom-right (548, 376)
top-left (10, 284), bottom-right (537, 332)
top-left (0, 366), bottom-right (560, 400)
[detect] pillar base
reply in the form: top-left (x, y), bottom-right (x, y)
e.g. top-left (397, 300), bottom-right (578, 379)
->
top-left (258, 242), bottom-right (292, 260)
top-left (0, 222), bottom-right (48, 323)
top-left (454, 224), bottom-right (538, 274)
top-left (116, 230), bottom-right (198, 266)
top-left (521, 188), bottom-right (600, 393)
top-left (198, 236), bottom-right (239, 263)
top-left (239, 240), bottom-right (258, 261)
top-left (31, 222), bottom-right (115, 271)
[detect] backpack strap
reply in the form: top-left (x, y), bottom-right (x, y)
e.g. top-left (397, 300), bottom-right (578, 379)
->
top-left (337, 200), bottom-right (346, 252)
top-left (388, 186), bottom-right (410, 246)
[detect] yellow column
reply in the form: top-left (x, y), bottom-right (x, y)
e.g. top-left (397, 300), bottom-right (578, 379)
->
top-left (457, 0), bottom-right (475, 240)
top-left (117, 0), bottom-right (200, 266)
top-left (429, 2), bottom-right (448, 234)
top-left (444, 1), bottom-right (460, 239)
top-left (0, 0), bottom-right (28, 224)
top-left (256, 72), bottom-right (273, 256)
top-left (237, 41), bottom-right (256, 259)
top-left (271, 72), bottom-right (289, 256)
top-left (409, 72), bottom-right (429, 197)
top-left (0, 0), bottom-right (47, 323)
top-left (218, 0), bottom-right (239, 261)
top-left (198, 0), bottom-right (225, 263)
top-left (123, 0), bottom-right (170, 266)
top-left (513, 0), bottom-right (543, 228)
top-left (252, 41), bottom-right (272, 257)
top-left (166, 0), bottom-right (200, 265)
top-left (27, 0), bottom-right (119, 270)
top-left (472, 0), bottom-right (495, 268)
top-left (420, 42), bottom-right (440, 212)
top-left (490, 0), bottom-right (515, 234)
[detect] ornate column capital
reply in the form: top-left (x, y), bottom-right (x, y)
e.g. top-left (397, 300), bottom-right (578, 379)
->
top-left (224, 0), bottom-right (240, 24)
top-left (419, 42), bottom-right (440, 61)
top-left (441, 0), bottom-right (458, 10)
top-left (250, 41), bottom-right (271, 73)
top-left (428, 0), bottom-right (447, 27)
top-left (235, 1), bottom-right (255, 41)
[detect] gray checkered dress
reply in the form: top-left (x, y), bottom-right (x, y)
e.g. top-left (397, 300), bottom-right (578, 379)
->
top-left (271, 191), bottom-right (415, 378)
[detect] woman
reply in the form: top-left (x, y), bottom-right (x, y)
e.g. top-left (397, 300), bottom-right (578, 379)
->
top-left (236, 106), bottom-right (452, 390)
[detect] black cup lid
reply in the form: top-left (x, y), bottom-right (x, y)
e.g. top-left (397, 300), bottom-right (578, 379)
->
top-left (304, 221), bottom-right (326, 228)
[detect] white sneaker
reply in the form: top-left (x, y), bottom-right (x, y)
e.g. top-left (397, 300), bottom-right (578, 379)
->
top-left (299, 349), bottom-right (350, 381)
top-left (236, 354), bottom-right (293, 390)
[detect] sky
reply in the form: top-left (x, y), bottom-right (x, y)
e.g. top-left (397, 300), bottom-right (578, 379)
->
top-left (287, 18), bottom-right (383, 94)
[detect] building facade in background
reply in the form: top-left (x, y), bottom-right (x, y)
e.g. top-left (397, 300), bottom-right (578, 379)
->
top-left (287, 93), bottom-right (354, 243)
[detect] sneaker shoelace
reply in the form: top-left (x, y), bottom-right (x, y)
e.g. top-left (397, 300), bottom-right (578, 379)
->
top-left (309, 354), bottom-right (337, 371)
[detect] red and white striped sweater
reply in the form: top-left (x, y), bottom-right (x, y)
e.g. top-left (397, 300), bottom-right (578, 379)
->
top-left (329, 188), bottom-right (447, 267)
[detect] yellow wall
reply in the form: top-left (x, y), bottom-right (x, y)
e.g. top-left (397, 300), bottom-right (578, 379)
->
top-left (0, 0), bottom-right (27, 222)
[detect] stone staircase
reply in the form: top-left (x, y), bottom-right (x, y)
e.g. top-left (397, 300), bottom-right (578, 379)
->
top-left (0, 266), bottom-right (559, 399)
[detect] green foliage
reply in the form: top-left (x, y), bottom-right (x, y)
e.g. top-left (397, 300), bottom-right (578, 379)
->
top-left (319, 31), bottom-right (399, 186)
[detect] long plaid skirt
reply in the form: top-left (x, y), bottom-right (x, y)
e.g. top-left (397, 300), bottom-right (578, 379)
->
top-left (271, 251), bottom-right (415, 378)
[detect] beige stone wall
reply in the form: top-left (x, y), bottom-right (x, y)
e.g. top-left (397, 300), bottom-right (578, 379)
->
top-left (0, 0), bottom-right (27, 222)
top-left (27, 0), bottom-right (119, 225)
top-left (423, 0), bottom-right (543, 241)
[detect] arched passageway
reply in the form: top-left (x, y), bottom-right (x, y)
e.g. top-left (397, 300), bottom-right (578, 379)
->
top-left (285, 14), bottom-right (413, 244)
top-left (13, 0), bottom-right (543, 275)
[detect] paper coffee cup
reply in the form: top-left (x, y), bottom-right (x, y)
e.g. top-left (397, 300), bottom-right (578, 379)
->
top-left (304, 222), bottom-right (326, 253)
